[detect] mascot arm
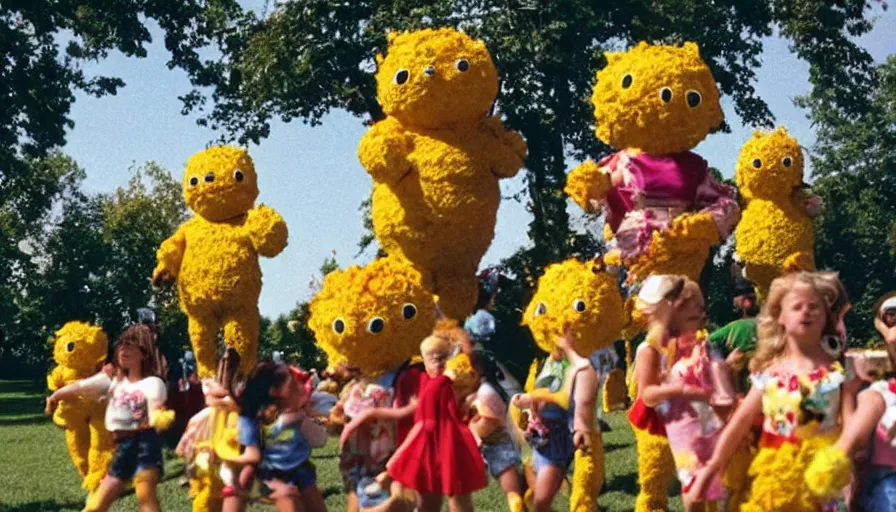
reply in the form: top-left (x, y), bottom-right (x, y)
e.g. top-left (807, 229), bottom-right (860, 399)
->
top-left (48, 367), bottom-right (65, 391)
top-left (693, 171), bottom-right (741, 241)
top-left (153, 225), bottom-right (187, 281)
top-left (358, 119), bottom-right (414, 185)
top-left (480, 116), bottom-right (526, 178)
top-left (565, 160), bottom-right (611, 212)
top-left (246, 204), bottom-right (289, 257)
top-left (523, 359), bottom-right (539, 393)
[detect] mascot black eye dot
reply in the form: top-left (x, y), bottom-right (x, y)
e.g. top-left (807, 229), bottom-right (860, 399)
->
top-left (368, 317), bottom-right (385, 334)
top-left (659, 87), bottom-right (673, 103)
top-left (333, 318), bottom-right (345, 335)
top-left (621, 74), bottom-right (633, 89)
top-left (534, 302), bottom-right (547, 316)
top-left (782, 156), bottom-right (793, 168)
top-left (233, 169), bottom-right (245, 182)
top-left (204, 173), bottom-right (215, 183)
top-left (686, 90), bottom-right (702, 108)
top-left (394, 69), bottom-right (409, 85)
top-left (573, 299), bottom-right (586, 313)
top-left (456, 59), bottom-right (469, 72)
top-left (402, 303), bottom-right (417, 320)
top-left (752, 158), bottom-right (762, 169)
top-left (66, 342), bottom-right (75, 352)
top-left (189, 177), bottom-right (199, 187)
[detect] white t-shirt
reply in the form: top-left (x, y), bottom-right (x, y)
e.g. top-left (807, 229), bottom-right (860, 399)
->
top-left (75, 372), bottom-right (167, 431)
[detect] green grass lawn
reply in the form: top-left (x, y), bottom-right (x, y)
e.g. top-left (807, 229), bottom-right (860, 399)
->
top-left (0, 380), bottom-right (683, 511)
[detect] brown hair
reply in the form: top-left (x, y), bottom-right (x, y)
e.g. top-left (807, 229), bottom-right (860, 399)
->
top-left (113, 324), bottom-right (166, 380)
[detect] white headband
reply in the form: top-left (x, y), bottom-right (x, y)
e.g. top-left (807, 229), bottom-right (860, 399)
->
top-left (880, 297), bottom-right (896, 314)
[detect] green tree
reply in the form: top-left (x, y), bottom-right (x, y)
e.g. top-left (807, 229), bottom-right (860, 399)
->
top-left (175, 0), bottom-right (882, 270)
top-left (804, 56), bottom-right (896, 345)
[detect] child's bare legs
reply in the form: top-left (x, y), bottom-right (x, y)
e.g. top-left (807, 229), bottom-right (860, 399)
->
top-left (447, 493), bottom-right (474, 512)
top-left (496, 466), bottom-right (523, 511)
top-left (419, 493), bottom-right (443, 512)
top-left (836, 388), bottom-right (886, 456)
top-left (346, 492), bottom-right (360, 512)
top-left (533, 464), bottom-right (565, 512)
top-left (222, 495), bottom-right (247, 512)
top-left (299, 484), bottom-right (326, 512)
top-left (83, 474), bottom-right (127, 512)
top-left (134, 469), bottom-right (161, 512)
top-left (267, 479), bottom-right (303, 512)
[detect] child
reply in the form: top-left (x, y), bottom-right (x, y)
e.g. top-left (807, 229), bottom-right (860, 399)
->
top-left (46, 324), bottom-right (169, 512)
top-left (805, 295), bottom-right (896, 511)
top-left (464, 351), bottom-right (525, 512)
top-left (386, 330), bottom-right (487, 512)
top-left (632, 275), bottom-right (736, 511)
top-left (233, 363), bottom-right (327, 512)
top-left (687, 272), bottom-right (849, 511)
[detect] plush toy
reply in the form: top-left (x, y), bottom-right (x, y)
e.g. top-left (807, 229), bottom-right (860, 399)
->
top-left (358, 28), bottom-right (526, 320)
top-left (565, 41), bottom-right (739, 294)
top-left (515, 258), bottom-right (626, 511)
top-left (735, 127), bottom-right (823, 301)
top-left (153, 146), bottom-right (288, 377)
top-left (46, 321), bottom-right (113, 493)
top-left (309, 256), bottom-right (436, 511)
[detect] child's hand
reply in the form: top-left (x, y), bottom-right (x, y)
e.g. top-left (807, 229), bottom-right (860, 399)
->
top-left (512, 393), bottom-right (533, 409)
top-left (686, 465), bottom-right (717, 503)
top-left (339, 410), bottom-right (372, 449)
top-left (573, 429), bottom-right (591, 452)
top-left (681, 384), bottom-right (713, 402)
top-left (44, 396), bottom-right (58, 416)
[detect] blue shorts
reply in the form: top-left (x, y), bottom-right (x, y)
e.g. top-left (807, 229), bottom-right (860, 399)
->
top-left (108, 429), bottom-right (164, 480)
top-left (861, 465), bottom-right (896, 512)
top-left (260, 460), bottom-right (317, 492)
top-left (481, 440), bottom-right (521, 478)
top-left (531, 420), bottom-right (575, 474)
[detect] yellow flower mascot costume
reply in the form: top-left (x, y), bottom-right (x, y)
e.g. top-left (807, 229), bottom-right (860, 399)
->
top-left (512, 258), bottom-right (626, 511)
top-left (309, 256), bottom-right (436, 512)
top-left (152, 146), bottom-right (288, 377)
top-left (47, 321), bottom-right (114, 494)
top-left (735, 127), bottom-right (823, 301)
top-left (564, 41), bottom-right (740, 308)
top-left (358, 28), bottom-right (526, 320)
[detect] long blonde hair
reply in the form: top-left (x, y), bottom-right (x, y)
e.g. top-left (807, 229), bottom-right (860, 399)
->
top-left (749, 272), bottom-right (845, 373)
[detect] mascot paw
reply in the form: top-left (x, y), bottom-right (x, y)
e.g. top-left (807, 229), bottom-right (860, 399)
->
top-left (805, 446), bottom-right (851, 501)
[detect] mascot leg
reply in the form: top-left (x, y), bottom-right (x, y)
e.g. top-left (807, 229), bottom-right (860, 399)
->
top-left (83, 412), bottom-right (114, 492)
top-left (66, 423), bottom-right (91, 478)
top-left (603, 368), bottom-right (626, 413)
top-left (783, 251), bottom-right (815, 273)
top-left (569, 431), bottom-right (604, 512)
top-left (632, 426), bottom-right (674, 512)
top-left (224, 307), bottom-right (260, 376)
top-left (134, 468), bottom-right (161, 510)
top-left (432, 273), bottom-right (478, 321)
top-left (191, 473), bottom-right (223, 512)
top-left (723, 439), bottom-right (754, 512)
top-left (188, 313), bottom-right (220, 379)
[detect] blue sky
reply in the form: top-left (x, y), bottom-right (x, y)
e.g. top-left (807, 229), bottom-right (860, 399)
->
top-left (62, 5), bottom-right (895, 319)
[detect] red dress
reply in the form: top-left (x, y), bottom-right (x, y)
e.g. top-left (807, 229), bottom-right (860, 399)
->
top-left (387, 374), bottom-right (487, 496)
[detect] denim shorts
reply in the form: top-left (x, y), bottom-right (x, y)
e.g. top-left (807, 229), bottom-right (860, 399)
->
top-left (860, 465), bottom-right (896, 512)
top-left (481, 440), bottom-right (521, 478)
top-left (260, 460), bottom-right (317, 492)
top-left (108, 429), bottom-right (164, 480)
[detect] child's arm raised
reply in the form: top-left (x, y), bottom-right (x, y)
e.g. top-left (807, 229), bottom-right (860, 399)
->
top-left (687, 384), bottom-right (763, 500)
top-left (338, 401), bottom-right (418, 449)
top-left (45, 371), bottom-right (111, 414)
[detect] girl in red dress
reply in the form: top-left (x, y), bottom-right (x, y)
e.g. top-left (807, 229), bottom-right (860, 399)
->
top-left (386, 330), bottom-right (487, 511)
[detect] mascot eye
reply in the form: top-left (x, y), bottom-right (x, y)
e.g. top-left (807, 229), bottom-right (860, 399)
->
top-left (189, 177), bottom-right (199, 187)
top-left (394, 69), bottom-right (409, 85)
top-left (333, 319), bottom-right (345, 335)
top-left (233, 169), bottom-right (245, 182)
top-left (534, 302), bottom-right (547, 317)
top-left (782, 156), bottom-right (793, 168)
top-left (66, 342), bottom-right (75, 352)
top-left (686, 90), bottom-right (702, 108)
top-left (573, 299), bottom-right (586, 313)
top-left (659, 87), bottom-right (673, 103)
top-left (367, 317), bottom-right (385, 334)
top-left (752, 158), bottom-right (762, 169)
top-left (821, 335), bottom-right (844, 358)
top-left (621, 74), bottom-right (633, 89)
top-left (455, 59), bottom-right (470, 72)
top-left (402, 303), bottom-right (417, 320)
top-left (204, 173), bottom-right (215, 183)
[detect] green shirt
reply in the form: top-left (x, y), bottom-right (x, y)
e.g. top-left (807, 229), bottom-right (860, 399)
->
top-left (709, 318), bottom-right (757, 392)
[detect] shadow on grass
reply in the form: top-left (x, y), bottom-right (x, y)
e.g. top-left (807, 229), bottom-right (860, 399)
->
top-left (0, 380), bottom-right (43, 395)
top-left (0, 414), bottom-right (49, 426)
top-left (0, 395), bottom-right (47, 419)
top-left (1, 499), bottom-right (84, 512)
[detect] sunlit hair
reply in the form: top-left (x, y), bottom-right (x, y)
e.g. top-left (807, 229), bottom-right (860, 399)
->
top-left (113, 324), bottom-right (165, 380)
top-left (750, 272), bottom-right (845, 373)
top-left (634, 275), bottom-right (702, 349)
top-left (420, 318), bottom-right (470, 357)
